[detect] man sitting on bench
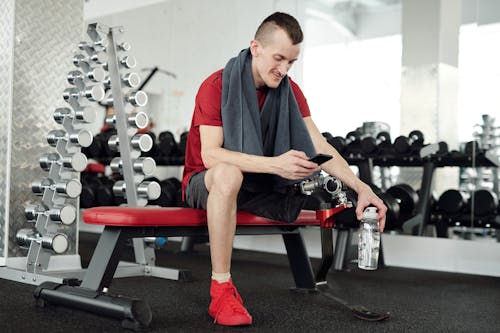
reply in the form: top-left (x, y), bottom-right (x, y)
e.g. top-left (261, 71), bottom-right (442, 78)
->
top-left (182, 12), bottom-right (387, 326)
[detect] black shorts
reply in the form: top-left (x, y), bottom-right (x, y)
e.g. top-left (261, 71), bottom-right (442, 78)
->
top-left (184, 171), bottom-right (308, 223)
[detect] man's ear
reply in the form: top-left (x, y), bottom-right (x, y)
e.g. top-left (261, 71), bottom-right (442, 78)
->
top-left (250, 39), bottom-right (259, 56)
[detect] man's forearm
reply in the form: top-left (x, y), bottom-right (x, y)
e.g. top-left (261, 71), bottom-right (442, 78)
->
top-left (202, 147), bottom-right (279, 174)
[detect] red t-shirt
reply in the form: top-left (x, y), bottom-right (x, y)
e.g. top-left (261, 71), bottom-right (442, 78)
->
top-left (182, 69), bottom-right (311, 196)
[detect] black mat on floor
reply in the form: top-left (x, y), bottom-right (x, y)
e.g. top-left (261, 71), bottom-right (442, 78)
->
top-left (1, 232), bottom-right (499, 333)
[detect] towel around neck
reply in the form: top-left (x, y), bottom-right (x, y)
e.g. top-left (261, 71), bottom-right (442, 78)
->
top-left (221, 48), bottom-right (317, 192)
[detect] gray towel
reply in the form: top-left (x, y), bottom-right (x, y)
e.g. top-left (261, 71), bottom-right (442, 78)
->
top-left (221, 48), bottom-right (316, 192)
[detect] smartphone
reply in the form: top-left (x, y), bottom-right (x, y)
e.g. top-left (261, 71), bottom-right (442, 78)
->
top-left (308, 153), bottom-right (333, 165)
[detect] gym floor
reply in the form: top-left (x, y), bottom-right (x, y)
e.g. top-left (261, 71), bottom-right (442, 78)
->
top-left (1, 233), bottom-right (499, 333)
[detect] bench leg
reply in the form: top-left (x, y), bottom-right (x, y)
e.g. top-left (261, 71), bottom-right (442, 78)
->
top-left (333, 229), bottom-right (353, 271)
top-left (315, 228), bottom-right (334, 283)
top-left (282, 232), bottom-right (317, 292)
top-left (33, 226), bottom-right (153, 330)
top-left (81, 227), bottom-right (127, 291)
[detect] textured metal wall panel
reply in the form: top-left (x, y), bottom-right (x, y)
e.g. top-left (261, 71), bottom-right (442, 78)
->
top-left (3, 0), bottom-right (84, 258)
top-left (0, 0), bottom-right (16, 260)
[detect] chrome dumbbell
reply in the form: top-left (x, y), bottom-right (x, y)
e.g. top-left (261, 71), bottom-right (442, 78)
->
top-left (77, 40), bottom-right (108, 56)
top-left (110, 157), bottom-right (156, 176)
top-left (300, 174), bottom-right (342, 196)
top-left (120, 55), bottom-right (136, 69)
top-left (119, 42), bottom-right (131, 51)
top-left (25, 203), bottom-right (77, 225)
top-left (47, 129), bottom-right (93, 148)
top-left (92, 37), bottom-right (108, 51)
top-left (39, 152), bottom-right (88, 172)
top-left (31, 178), bottom-right (82, 198)
top-left (73, 53), bottom-right (107, 67)
top-left (53, 107), bottom-right (96, 124)
top-left (321, 175), bottom-right (343, 197)
top-left (103, 72), bottom-right (141, 89)
top-left (113, 180), bottom-right (161, 200)
top-left (127, 91), bottom-right (148, 107)
top-left (101, 89), bottom-right (147, 107)
top-left (105, 111), bottom-right (149, 129)
top-left (67, 68), bottom-right (106, 85)
top-left (108, 133), bottom-right (153, 152)
top-left (122, 72), bottom-right (141, 88)
top-left (63, 85), bottom-right (105, 103)
top-left (16, 229), bottom-right (69, 254)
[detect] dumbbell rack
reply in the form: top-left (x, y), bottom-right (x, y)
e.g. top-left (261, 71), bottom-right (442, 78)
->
top-left (85, 23), bottom-right (186, 281)
top-left (9, 24), bottom-right (107, 283)
top-left (0, 23), bottom-right (185, 286)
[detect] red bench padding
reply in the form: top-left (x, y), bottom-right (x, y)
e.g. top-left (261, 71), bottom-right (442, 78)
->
top-left (82, 206), bottom-right (321, 227)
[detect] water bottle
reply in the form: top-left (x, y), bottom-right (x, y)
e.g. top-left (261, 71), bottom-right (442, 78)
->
top-left (358, 207), bottom-right (380, 270)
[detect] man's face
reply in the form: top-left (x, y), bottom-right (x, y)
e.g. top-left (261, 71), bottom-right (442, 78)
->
top-left (250, 28), bottom-right (301, 89)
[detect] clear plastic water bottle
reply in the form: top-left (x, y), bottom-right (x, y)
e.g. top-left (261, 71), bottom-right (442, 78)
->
top-left (358, 207), bottom-right (380, 270)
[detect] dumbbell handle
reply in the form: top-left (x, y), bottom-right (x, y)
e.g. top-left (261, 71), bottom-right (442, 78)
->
top-left (53, 107), bottom-right (96, 124)
top-left (63, 85), bottom-right (105, 102)
top-left (47, 129), bottom-right (93, 148)
top-left (39, 152), bottom-right (87, 172)
top-left (67, 68), bottom-right (105, 85)
top-left (16, 229), bottom-right (69, 254)
top-left (31, 178), bottom-right (82, 198)
top-left (73, 53), bottom-right (106, 67)
top-left (25, 204), bottom-right (76, 225)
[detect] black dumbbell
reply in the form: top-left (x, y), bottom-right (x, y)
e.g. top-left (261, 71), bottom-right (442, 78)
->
top-left (378, 192), bottom-right (401, 230)
top-left (149, 177), bottom-right (182, 207)
top-left (178, 131), bottom-right (188, 158)
top-left (158, 131), bottom-right (178, 158)
top-left (328, 131), bottom-right (361, 155)
top-left (437, 189), bottom-right (468, 216)
top-left (95, 177), bottom-right (115, 206)
top-left (360, 132), bottom-right (392, 155)
top-left (80, 173), bottom-right (117, 208)
top-left (470, 189), bottom-right (498, 217)
top-left (386, 184), bottom-right (419, 222)
top-left (464, 140), bottom-right (480, 156)
top-left (393, 130), bottom-right (424, 154)
top-left (80, 173), bottom-right (99, 208)
top-left (322, 132), bottom-right (333, 141)
top-left (82, 133), bottom-right (104, 159)
top-left (100, 128), bottom-right (119, 160)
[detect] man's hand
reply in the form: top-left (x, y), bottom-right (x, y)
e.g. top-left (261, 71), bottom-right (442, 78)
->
top-left (272, 150), bottom-right (320, 180)
top-left (355, 185), bottom-right (387, 231)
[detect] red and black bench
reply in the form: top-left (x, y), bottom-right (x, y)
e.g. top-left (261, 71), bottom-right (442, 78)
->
top-left (34, 205), bottom-right (389, 330)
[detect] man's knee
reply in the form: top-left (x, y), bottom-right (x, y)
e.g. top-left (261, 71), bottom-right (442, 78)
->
top-left (207, 163), bottom-right (243, 196)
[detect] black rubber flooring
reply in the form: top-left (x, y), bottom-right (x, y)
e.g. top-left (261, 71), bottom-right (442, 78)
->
top-left (0, 232), bottom-right (499, 332)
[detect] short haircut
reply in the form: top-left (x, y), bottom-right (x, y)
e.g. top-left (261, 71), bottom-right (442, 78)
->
top-left (255, 12), bottom-right (303, 45)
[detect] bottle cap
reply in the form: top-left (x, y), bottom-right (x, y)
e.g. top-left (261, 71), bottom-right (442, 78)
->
top-left (362, 206), bottom-right (378, 220)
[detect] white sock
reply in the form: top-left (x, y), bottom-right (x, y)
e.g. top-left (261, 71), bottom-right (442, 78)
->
top-left (211, 271), bottom-right (231, 283)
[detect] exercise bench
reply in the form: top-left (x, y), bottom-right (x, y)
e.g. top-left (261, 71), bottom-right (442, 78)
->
top-left (34, 205), bottom-right (389, 330)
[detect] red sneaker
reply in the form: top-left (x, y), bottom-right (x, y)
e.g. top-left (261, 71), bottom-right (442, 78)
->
top-left (208, 279), bottom-right (253, 326)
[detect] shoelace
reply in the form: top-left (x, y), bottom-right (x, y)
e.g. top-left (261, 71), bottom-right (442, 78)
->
top-left (212, 285), bottom-right (246, 323)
